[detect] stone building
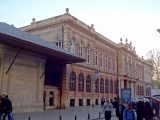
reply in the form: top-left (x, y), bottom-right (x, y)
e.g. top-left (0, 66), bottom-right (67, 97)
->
top-left (21, 8), bottom-right (151, 110)
top-left (0, 22), bottom-right (84, 112)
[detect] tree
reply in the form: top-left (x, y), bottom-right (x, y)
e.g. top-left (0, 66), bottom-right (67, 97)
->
top-left (146, 49), bottom-right (160, 88)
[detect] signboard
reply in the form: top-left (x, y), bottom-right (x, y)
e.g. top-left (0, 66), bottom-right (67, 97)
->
top-left (121, 88), bottom-right (131, 103)
top-left (94, 71), bottom-right (99, 81)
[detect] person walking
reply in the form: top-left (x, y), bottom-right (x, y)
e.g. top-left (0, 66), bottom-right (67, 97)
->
top-left (123, 103), bottom-right (136, 120)
top-left (0, 95), bottom-right (3, 120)
top-left (2, 95), bottom-right (12, 120)
top-left (116, 100), bottom-right (125, 120)
top-left (136, 101), bottom-right (144, 120)
top-left (101, 96), bottom-right (105, 108)
top-left (143, 101), bottom-right (154, 120)
top-left (101, 98), bottom-right (113, 120)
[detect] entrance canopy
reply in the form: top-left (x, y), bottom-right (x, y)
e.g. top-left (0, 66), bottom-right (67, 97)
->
top-left (0, 22), bottom-right (85, 64)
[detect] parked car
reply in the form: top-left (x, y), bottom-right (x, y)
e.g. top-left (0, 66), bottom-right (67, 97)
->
top-left (145, 96), bottom-right (160, 102)
top-left (153, 95), bottom-right (160, 102)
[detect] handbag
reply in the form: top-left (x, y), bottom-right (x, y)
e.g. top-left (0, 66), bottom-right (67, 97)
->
top-left (9, 113), bottom-right (14, 120)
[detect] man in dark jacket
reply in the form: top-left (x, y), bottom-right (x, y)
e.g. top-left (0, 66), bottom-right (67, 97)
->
top-left (116, 100), bottom-right (125, 120)
top-left (2, 95), bottom-right (12, 120)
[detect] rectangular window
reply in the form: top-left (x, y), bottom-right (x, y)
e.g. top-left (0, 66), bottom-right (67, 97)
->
top-left (79, 43), bottom-right (83, 58)
top-left (86, 47), bottom-right (90, 64)
top-left (70, 40), bottom-right (75, 53)
top-left (105, 56), bottom-right (108, 69)
top-left (95, 51), bottom-right (98, 66)
top-left (109, 57), bottom-right (112, 70)
top-left (113, 59), bottom-right (116, 72)
top-left (100, 53), bottom-right (103, 67)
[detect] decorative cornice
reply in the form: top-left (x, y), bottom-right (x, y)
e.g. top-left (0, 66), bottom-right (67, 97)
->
top-left (23, 19), bottom-right (118, 51)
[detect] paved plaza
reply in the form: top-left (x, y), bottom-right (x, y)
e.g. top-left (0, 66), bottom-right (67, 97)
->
top-left (13, 106), bottom-right (118, 120)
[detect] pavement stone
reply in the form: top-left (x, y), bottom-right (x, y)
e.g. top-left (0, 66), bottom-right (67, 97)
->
top-left (13, 106), bottom-right (118, 120)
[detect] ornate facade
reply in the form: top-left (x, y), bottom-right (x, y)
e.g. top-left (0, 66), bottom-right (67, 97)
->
top-left (21, 8), bottom-right (151, 108)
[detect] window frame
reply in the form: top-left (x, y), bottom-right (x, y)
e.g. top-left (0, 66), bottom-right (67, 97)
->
top-left (105, 55), bottom-right (108, 69)
top-left (100, 53), bottom-right (103, 68)
top-left (78, 73), bottom-right (84, 91)
top-left (70, 71), bottom-right (76, 91)
top-left (70, 40), bottom-right (75, 53)
top-left (95, 51), bottom-right (98, 66)
top-left (86, 75), bottom-right (91, 92)
top-left (105, 79), bottom-right (109, 93)
top-left (79, 42), bottom-right (83, 58)
top-left (86, 47), bottom-right (90, 64)
top-left (95, 78), bottom-right (99, 92)
top-left (56, 38), bottom-right (62, 48)
top-left (110, 80), bottom-right (113, 93)
top-left (100, 78), bottom-right (104, 93)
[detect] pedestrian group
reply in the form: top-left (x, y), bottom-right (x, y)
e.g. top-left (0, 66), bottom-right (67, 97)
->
top-left (0, 94), bottom-right (13, 120)
top-left (101, 96), bottom-right (160, 120)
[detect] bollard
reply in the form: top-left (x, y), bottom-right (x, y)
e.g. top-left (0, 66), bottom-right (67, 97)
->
top-left (92, 104), bottom-right (94, 107)
top-left (88, 113), bottom-right (90, 119)
top-left (99, 112), bottom-right (101, 118)
top-left (28, 117), bottom-right (31, 120)
top-left (59, 116), bottom-right (62, 120)
top-left (75, 115), bottom-right (77, 120)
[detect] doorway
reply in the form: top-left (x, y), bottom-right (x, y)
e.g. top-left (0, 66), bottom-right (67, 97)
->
top-left (52, 71), bottom-right (60, 87)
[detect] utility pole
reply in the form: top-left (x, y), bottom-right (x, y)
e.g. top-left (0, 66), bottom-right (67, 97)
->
top-left (62, 25), bottom-right (64, 48)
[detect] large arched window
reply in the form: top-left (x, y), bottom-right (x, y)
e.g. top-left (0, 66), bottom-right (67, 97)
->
top-left (56, 38), bottom-right (62, 47)
top-left (86, 75), bottom-right (91, 92)
top-left (114, 81), bottom-right (117, 94)
top-left (78, 73), bottom-right (84, 91)
top-left (100, 78), bottom-right (104, 93)
top-left (70, 71), bottom-right (76, 91)
top-left (105, 79), bottom-right (109, 93)
top-left (110, 80), bottom-right (113, 93)
top-left (138, 85), bottom-right (140, 95)
top-left (95, 78), bottom-right (99, 92)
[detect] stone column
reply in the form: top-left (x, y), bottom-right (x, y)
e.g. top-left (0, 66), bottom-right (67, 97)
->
top-left (36, 61), bottom-right (45, 111)
top-left (131, 81), bottom-right (134, 98)
top-left (118, 78), bottom-right (121, 97)
top-left (61, 64), bottom-right (69, 108)
top-left (1, 54), bottom-right (10, 95)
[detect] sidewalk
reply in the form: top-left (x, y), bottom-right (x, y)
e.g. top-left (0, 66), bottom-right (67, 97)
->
top-left (13, 106), bottom-right (117, 120)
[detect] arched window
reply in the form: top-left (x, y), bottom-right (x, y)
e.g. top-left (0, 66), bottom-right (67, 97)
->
top-left (105, 79), bottom-right (109, 93)
top-left (114, 81), bottom-right (117, 94)
top-left (70, 71), bottom-right (76, 91)
top-left (95, 78), bottom-right (99, 92)
top-left (110, 80), bottom-right (113, 93)
top-left (100, 78), bottom-right (104, 93)
top-left (71, 40), bottom-right (75, 53)
top-left (56, 38), bottom-right (62, 47)
top-left (86, 75), bottom-right (91, 92)
top-left (78, 73), bottom-right (84, 91)
top-left (139, 86), bottom-right (141, 96)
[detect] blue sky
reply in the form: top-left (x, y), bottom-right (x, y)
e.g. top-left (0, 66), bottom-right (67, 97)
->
top-left (1, 0), bottom-right (160, 58)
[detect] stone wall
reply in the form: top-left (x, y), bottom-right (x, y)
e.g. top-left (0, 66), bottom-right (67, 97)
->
top-left (0, 45), bottom-right (46, 113)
